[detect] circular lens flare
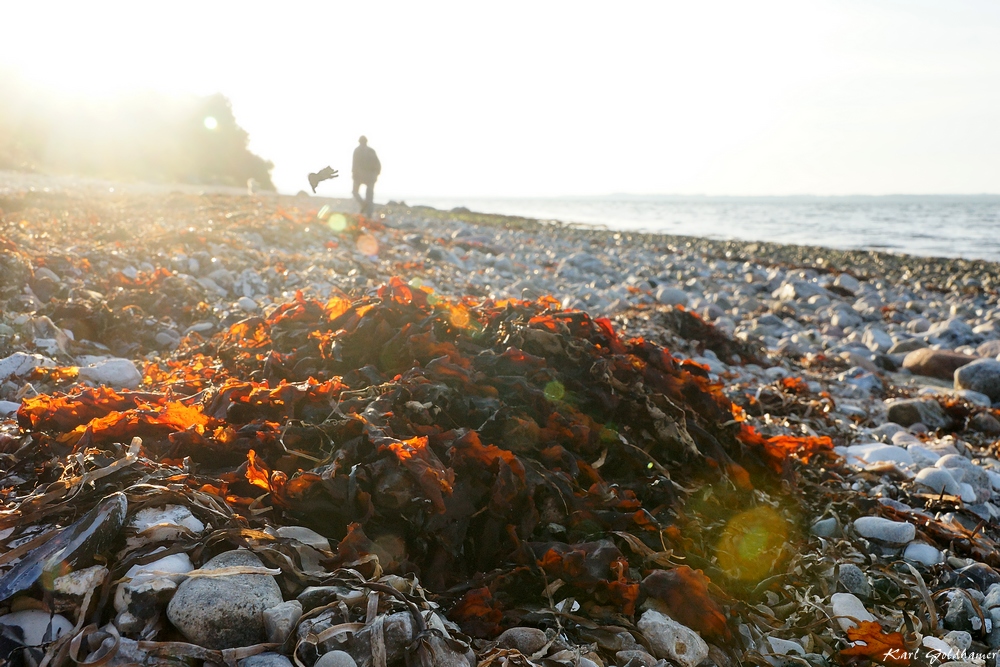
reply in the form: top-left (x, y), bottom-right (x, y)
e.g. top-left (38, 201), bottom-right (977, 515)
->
top-left (544, 380), bottom-right (566, 401)
top-left (203, 116), bottom-right (218, 130)
top-left (715, 506), bottom-right (789, 581)
top-left (328, 213), bottom-right (347, 232)
top-left (356, 234), bottom-right (378, 256)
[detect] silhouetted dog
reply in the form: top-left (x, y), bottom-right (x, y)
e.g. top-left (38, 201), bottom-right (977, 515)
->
top-left (308, 166), bottom-right (339, 193)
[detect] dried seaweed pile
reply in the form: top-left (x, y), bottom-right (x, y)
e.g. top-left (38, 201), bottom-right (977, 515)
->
top-left (0, 272), bottom-right (836, 666)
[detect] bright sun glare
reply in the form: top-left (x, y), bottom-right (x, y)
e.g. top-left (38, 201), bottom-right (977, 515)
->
top-left (203, 116), bottom-right (218, 131)
top-left (2, 1), bottom-right (999, 196)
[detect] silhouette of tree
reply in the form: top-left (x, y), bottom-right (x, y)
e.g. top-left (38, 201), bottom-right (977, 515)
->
top-left (0, 72), bottom-right (274, 189)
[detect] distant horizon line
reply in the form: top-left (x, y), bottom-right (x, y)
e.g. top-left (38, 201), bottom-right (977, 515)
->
top-left (376, 192), bottom-right (1000, 202)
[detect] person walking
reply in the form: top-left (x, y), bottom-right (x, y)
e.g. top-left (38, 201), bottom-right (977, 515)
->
top-left (352, 136), bottom-right (381, 218)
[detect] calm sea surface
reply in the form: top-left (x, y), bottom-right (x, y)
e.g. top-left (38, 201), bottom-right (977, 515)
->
top-left (408, 196), bottom-right (1000, 262)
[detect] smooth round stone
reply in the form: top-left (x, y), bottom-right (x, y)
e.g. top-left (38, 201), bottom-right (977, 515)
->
top-left (958, 483), bottom-right (979, 503)
top-left (831, 593), bottom-right (875, 630)
top-left (811, 517), bottom-right (840, 537)
top-left (915, 467), bottom-right (962, 495)
top-left (937, 454), bottom-right (975, 471)
top-left (903, 542), bottom-right (943, 566)
top-left (970, 412), bottom-right (1000, 434)
top-left (908, 444), bottom-right (943, 466)
top-left (838, 564), bottom-right (870, 599)
top-left (166, 549), bottom-right (282, 649)
top-left (314, 651), bottom-right (358, 667)
top-left (936, 455), bottom-right (992, 501)
top-left (891, 430), bottom-right (922, 446)
top-left (240, 654), bottom-right (294, 667)
top-left (497, 627), bottom-right (548, 655)
top-left (955, 389), bottom-right (992, 407)
top-left (868, 423), bottom-right (906, 441)
top-left (862, 327), bottom-right (893, 352)
top-left (903, 348), bottom-right (977, 381)
top-left (155, 332), bottom-right (179, 346)
top-left (834, 273), bottom-right (860, 293)
top-left (79, 358), bottom-right (143, 389)
top-left (654, 286), bottom-right (689, 307)
top-left (275, 526), bottom-right (329, 550)
top-left (236, 296), bottom-right (259, 312)
top-left (615, 650), bottom-right (657, 667)
top-left (885, 398), bottom-right (949, 429)
top-left (955, 358), bottom-right (1000, 402)
top-left (988, 470), bottom-right (1000, 491)
top-left (853, 517), bottom-right (916, 545)
top-left (845, 443), bottom-right (912, 467)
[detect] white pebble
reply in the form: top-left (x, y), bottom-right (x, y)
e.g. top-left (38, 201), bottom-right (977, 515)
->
top-left (637, 610), bottom-right (709, 667)
top-left (845, 443), bottom-right (913, 467)
top-left (853, 516), bottom-right (915, 545)
top-left (831, 593), bottom-right (876, 631)
top-left (0, 610), bottom-right (73, 645)
top-left (903, 542), bottom-right (943, 566)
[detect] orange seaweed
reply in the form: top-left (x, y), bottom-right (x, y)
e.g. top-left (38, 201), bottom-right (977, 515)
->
top-left (840, 621), bottom-right (912, 666)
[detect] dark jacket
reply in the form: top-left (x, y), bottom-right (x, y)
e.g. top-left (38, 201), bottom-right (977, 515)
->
top-left (352, 145), bottom-right (381, 183)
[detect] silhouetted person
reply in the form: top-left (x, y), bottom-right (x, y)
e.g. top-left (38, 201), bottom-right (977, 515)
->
top-left (352, 136), bottom-right (381, 218)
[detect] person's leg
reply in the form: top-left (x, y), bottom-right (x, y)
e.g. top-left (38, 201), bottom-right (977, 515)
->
top-left (352, 179), bottom-right (364, 210)
top-left (364, 182), bottom-right (375, 218)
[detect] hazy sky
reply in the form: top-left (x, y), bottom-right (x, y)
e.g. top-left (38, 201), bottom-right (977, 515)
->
top-left (3, 1), bottom-right (999, 197)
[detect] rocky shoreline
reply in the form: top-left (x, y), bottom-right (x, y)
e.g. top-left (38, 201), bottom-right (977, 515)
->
top-left (3, 183), bottom-right (1000, 666)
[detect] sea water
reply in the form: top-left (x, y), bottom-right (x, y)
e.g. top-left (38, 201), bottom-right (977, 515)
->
top-left (407, 195), bottom-right (1000, 262)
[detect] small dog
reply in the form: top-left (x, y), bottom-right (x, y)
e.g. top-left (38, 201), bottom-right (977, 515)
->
top-left (308, 166), bottom-right (339, 193)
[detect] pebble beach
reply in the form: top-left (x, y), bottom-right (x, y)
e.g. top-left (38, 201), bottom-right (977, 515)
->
top-left (4, 176), bottom-right (1000, 666)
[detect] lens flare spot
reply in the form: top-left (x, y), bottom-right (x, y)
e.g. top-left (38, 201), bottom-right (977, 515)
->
top-left (544, 380), bottom-right (566, 401)
top-left (408, 277), bottom-right (423, 289)
top-left (715, 505), bottom-right (789, 581)
top-left (448, 305), bottom-right (471, 328)
top-left (317, 205), bottom-right (331, 220)
top-left (328, 213), bottom-right (348, 232)
top-left (203, 116), bottom-right (218, 130)
top-left (356, 234), bottom-right (379, 256)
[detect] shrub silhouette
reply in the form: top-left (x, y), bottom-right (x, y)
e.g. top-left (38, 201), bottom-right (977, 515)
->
top-left (0, 72), bottom-right (274, 189)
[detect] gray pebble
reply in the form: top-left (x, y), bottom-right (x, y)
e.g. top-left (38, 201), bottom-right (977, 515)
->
top-left (497, 627), bottom-right (548, 655)
top-left (240, 654), bottom-right (293, 667)
top-left (838, 564), bottom-right (870, 599)
top-left (956, 358), bottom-right (1000, 402)
top-left (810, 517), bottom-right (840, 537)
top-left (166, 549), bottom-right (282, 649)
top-left (615, 649), bottom-right (657, 667)
top-left (314, 652), bottom-right (357, 667)
top-left (263, 600), bottom-right (302, 645)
